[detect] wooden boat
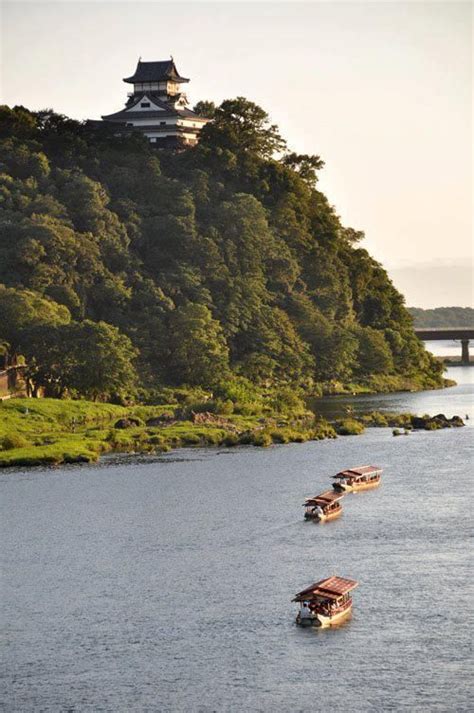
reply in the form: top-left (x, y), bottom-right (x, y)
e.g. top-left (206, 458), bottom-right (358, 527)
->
top-left (332, 465), bottom-right (382, 492)
top-left (293, 576), bottom-right (359, 628)
top-left (303, 490), bottom-right (344, 522)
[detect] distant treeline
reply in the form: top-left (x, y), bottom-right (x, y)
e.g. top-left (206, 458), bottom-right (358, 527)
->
top-left (409, 307), bottom-right (474, 328)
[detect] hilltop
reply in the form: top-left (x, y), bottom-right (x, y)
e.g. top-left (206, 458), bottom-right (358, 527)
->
top-left (0, 100), bottom-right (445, 414)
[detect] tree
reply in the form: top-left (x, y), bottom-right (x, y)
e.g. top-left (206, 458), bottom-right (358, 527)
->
top-left (199, 97), bottom-right (286, 159)
top-left (167, 303), bottom-right (229, 387)
top-left (0, 284), bottom-right (70, 356)
top-left (24, 320), bottom-right (138, 400)
top-left (282, 153), bottom-right (324, 185)
top-left (234, 306), bottom-right (315, 386)
top-left (352, 326), bottom-right (393, 375)
top-left (0, 105), bottom-right (37, 139)
top-left (0, 138), bottom-right (50, 179)
top-left (193, 100), bottom-right (216, 119)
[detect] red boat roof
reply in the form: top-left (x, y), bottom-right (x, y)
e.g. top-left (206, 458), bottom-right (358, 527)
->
top-left (304, 490), bottom-right (344, 506)
top-left (333, 465), bottom-right (382, 479)
top-left (293, 576), bottom-right (359, 602)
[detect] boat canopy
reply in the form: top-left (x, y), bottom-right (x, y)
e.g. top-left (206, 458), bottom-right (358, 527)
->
top-left (332, 465), bottom-right (382, 480)
top-left (293, 576), bottom-right (359, 602)
top-left (303, 490), bottom-right (344, 506)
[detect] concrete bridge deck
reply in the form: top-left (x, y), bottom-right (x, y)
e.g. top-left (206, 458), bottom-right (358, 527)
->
top-left (414, 328), bottom-right (474, 365)
top-left (414, 328), bottom-right (474, 341)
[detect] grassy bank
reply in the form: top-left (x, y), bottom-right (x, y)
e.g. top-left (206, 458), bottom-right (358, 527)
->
top-left (0, 397), bottom-right (338, 468)
top-left (0, 395), bottom-right (464, 469)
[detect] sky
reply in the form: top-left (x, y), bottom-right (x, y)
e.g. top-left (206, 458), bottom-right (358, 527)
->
top-left (1, 1), bottom-right (472, 307)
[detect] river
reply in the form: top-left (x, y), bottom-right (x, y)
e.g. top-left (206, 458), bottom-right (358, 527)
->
top-left (1, 367), bottom-right (472, 711)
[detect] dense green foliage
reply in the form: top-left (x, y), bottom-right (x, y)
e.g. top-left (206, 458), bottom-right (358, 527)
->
top-left (409, 306), bottom-right (474, 328)
top-left (0, 101), bottom-right (443, 402)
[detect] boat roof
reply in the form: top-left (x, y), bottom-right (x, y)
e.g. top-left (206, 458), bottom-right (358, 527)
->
top-left (333, 465), bottom-right (382, 479)
top-left (293, 576), bottom-right (359, 602)
top-left (304, 490), bottom-right (344, 506)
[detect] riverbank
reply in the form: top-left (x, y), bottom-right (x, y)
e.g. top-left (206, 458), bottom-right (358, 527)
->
top-left (318, 373), bottom-right (456, 395)
top-left (0, 395), bottom-right (464, 469)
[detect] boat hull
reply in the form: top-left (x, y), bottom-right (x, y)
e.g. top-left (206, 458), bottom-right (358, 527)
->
top-left (305, 507), bottom-right (342, 522)
top-left (333, 479), bottom-right (381, 493)
top-left (296, 604), bottom-right (352, 628)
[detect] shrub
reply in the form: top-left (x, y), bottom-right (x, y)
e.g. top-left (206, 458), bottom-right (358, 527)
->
top-left (177, 400), bottom-right (217, 420)
top-left (335, 419), bottom-right (365, 436)
top-left (136, 387), bottom-right (179, 405)
top-left (215, 399), bottom-right (234, 415)
top-left (201, 430), bottom-right (224, 445)
top-left (1, 433), bottom-right (30, 450)
top-left (289, 431), bottom-right (308, 443)
top-left (180, 432), bottom-right (201, 445)
top-left (233, 401), bottom-right (262, 415)
top-left (363, 411), bottom-right (388, 427)
top-left (310, 420), bottom-right (337, 440)
top-left (148, 434), bottom-right (165, 445)
top-left (222, 433), bottom-right (239, 447)
top-left (270, 430), bottom-right (289, 444)
top-left (269, 387), bottom-right (306, 415)
top-left (214, 376), bottom-right (263, 412)
top-left (251, 431), bottom-right (272, 447)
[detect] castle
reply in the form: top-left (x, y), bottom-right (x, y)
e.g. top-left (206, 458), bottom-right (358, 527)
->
top-left (101, 58), bottom-right (209, 147)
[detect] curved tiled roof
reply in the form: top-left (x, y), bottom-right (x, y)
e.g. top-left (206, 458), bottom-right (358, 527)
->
top-left (293, 576), bottom-right (358, 602)
top-left (124, 60), bottom-right (189, 84)
top-left (102, 95), bottom-right (208, 123)
top-left (102, 108), bottom-right (207, 122)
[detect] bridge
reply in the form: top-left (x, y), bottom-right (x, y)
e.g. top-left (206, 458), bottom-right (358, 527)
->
top-left (414, 328), bottom-right (474, 365)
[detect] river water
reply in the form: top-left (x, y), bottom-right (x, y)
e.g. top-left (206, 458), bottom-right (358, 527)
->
top-left (1, 367), bottom-right (473, 712)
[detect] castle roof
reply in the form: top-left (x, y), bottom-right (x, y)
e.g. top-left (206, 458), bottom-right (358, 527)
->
top-left (102, 96), bottom-right (206, 123)
top-left (123, 60), bottom-right (189, 84)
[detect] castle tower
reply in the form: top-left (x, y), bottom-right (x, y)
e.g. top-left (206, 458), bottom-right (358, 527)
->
top-left (101, 58), bottom-right (209, 147)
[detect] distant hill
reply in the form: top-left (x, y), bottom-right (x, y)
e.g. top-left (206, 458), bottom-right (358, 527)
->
top-left (409, 307), bottom-right (474, 328)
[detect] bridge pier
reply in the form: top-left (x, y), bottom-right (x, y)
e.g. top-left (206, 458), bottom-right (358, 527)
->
top-left (414, 329), bottom-right (474, 366)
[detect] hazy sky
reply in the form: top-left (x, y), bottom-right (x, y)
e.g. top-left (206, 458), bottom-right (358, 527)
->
top-left (1, 1), bottom-right (472, 307)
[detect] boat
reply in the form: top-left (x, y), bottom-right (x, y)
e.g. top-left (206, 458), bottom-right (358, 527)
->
top-left (332, 465), bottom-right (382, 492)
top-left (293, 576), bottom-right (359, 628)
top-left (303, 490), bottom-right (344, 522)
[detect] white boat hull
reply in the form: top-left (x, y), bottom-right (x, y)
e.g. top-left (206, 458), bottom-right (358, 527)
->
top-left (297, 604), bottom-right (352, 628)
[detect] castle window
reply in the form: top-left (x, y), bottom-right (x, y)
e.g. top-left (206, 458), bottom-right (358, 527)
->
top-left (141, 102), bottom-right (151, 108)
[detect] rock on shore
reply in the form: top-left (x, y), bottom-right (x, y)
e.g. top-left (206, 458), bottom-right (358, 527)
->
top-left (410, 414), bottom-right (464, 430)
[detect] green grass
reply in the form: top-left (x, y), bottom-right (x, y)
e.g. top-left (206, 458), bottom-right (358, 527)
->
top-left (0, 398), bottom-right (258, 467)
top-left (0, 398), bottom-right (126, 438)
top-left (0, 393), bottom-right (447, 469)
top-left (0, 439), bottom-right (100, 467)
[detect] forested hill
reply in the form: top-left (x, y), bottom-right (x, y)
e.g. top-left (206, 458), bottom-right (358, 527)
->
top-left (0, 102), bottom-right (444, 405)
top-left (409, 307), bottom-right (474, 328)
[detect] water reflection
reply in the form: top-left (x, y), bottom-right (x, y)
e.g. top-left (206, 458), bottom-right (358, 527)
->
top-left (424, 338), bottom-right (471, 358)
top-left (312, 366), bottom-right (474, 421)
